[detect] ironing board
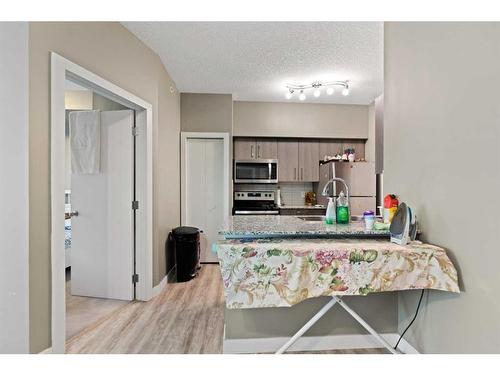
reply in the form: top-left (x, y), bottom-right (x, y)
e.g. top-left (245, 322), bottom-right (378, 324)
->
top-left (216, 238), bottom-right (459, 354)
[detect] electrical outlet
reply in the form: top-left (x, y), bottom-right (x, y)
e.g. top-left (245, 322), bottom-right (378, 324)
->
top-left (301, 191), bottom-right (306, 198)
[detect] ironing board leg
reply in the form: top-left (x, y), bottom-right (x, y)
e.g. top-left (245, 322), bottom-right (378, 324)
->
top-left (275, 297), bottom-right (339, 354)
top-left (334, 296), bottom-right (399, 354)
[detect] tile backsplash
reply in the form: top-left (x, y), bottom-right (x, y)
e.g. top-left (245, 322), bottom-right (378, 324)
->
top-left (278, 182), bottom-right (313, 206)
top-left (234, 182), bottom-right (313, 206)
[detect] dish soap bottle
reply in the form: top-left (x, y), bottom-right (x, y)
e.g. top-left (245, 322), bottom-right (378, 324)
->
top-left (325, 197), bottom-right (336, 224)
top-left (336, 191), bottom-right (350, 224)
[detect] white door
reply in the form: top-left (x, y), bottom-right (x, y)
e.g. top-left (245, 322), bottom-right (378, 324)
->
top-left (71, 110), bottom-right (135, 300)
top-left (185, 138), bottom-right (225, 262)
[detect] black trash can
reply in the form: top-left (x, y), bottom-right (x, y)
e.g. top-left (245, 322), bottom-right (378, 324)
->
top-left (168, 226), bottom-right (200, 282)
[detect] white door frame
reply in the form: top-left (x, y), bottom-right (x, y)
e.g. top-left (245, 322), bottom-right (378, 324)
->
top-left (50, 53), bottom-right (153, 353)
top-left (180, 132), bottom-right (231, 228)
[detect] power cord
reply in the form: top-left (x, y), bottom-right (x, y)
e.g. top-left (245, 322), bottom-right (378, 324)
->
top-left (394, 289), bottom-right (425, 351)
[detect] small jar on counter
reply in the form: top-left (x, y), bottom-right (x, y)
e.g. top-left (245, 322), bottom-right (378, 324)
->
top-left (363, 210), bottom-right (375, 230)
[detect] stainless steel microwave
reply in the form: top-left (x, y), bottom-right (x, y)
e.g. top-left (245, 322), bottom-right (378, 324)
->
top-left (234, 159), bottom-right (278, 183)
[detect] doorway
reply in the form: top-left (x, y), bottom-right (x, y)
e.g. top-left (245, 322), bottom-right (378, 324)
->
top-left (181, 132), bottom-right (230, 263)
top-left (51, 53), bottom-right (154, 353)
top-left (64, 83), bottom-right (136, 339)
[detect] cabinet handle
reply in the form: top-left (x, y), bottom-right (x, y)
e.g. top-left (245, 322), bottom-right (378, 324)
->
top-left (301, 168), bottom-right (303, 180)
top-left (251, 145), bottom-right (254, 158)
top-left (257, 145), bottom-right (261, 158)
top-left (294, 168), bottom-right (297, 180)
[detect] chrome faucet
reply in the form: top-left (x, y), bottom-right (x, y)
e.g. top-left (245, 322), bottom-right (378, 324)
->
top-left (321, 177), bottom-right (350, 221)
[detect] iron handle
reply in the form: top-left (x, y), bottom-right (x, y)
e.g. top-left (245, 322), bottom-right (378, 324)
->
top-left (69, 210), bottom-right (79, 217)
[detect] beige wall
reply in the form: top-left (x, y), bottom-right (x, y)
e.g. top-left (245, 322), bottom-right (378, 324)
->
top-left (233, 101), bottom-right (369, 138)
top-left (28, 22), bottom-right (180, 353)
top-left (225, 294), bottom-right (397, 339)
top-left (385, 22), bottom-right (500, 353)
top-left (181, 93), bottom-right (233, 133)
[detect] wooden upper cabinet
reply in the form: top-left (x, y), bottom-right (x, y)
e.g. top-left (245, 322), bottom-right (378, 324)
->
top-left (256, 140), bottom-right (278, 159)
top-left (234, 138), bottom-right (277, 160)
top-left (277, 140), bottom-right (299, 182)
top-left (318, 140), bottom-right (343, 161)
top-left (299, 141), bottom-right (319, 182)
top-left (234, 138), bottom-right (256, 159)
top-left (278, 140), bottom-right (319, 182)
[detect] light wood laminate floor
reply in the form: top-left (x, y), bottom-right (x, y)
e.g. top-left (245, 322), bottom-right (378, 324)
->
top-left (66, 264), bottom-right (388, 354)
top-left (66, 278), bottom-right (129, 339)
top-left (66, 264), bottom-right (225, 353)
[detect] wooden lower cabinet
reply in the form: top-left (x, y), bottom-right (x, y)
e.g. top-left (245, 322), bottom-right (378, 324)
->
top-left (279, 208), bottom-right (326, 216)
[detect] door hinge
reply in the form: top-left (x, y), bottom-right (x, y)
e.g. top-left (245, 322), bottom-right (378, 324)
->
top-left (132, 200), bottom-right (139, 210)
top-left (132, 274), bottom-right (139, 284)
top-left (132, 127), bottom-right (139, 136)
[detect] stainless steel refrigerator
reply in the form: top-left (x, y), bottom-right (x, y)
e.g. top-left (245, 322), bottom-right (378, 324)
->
top-left (316, 161), bottom-right (376, 216)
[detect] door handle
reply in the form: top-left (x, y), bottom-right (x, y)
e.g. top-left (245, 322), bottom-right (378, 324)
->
top-left (69, 210), bottom-right (79, 217)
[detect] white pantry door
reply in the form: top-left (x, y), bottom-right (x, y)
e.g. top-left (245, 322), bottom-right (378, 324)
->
top-left (71, 110), bottom-right (135, 300)
top-left (185, 138), bottom-right (224, 262)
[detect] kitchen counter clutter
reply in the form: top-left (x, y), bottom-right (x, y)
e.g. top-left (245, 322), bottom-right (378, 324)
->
top-left (216, 238), bottom-right (460, 309)
top-left (219, 215), bottom-right (390, 239)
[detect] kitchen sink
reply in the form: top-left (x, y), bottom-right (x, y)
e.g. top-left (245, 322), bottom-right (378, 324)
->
top-left (296, 216), bottom-right (325, 222)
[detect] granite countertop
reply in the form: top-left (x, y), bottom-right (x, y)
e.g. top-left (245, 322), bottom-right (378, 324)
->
top-left (219, 215), bottom-right (390, 239)
top-left (279, 205), bottom-right (326, 209)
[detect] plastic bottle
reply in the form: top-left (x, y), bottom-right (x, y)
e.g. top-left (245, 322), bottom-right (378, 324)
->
top-left (336, 191), bottom-right (350, 224)
top-left (325, 197), bottom-right (336, 224)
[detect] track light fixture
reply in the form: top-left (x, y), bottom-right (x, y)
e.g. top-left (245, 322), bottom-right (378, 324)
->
top-left (285, 80), bottom-right (349, 101)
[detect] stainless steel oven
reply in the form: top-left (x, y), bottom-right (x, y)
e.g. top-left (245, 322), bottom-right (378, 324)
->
top-left (234, 159), bottom-right (278, 184)
top-left (233, 191), bottom-right (279, 215)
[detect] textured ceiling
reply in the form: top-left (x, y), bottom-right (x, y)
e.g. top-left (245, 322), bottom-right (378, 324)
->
top-left (123, 22), bottom-right (383, 104)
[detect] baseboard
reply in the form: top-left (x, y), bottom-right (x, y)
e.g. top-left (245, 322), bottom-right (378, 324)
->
top-left (223, 333), bottom-right (419, 354)
top-left (39, 346), bottom-right (52, 354)
top-left (151, 273), bottom-right (169, 298)
top-left (393, 337), bottom-right (419, 354)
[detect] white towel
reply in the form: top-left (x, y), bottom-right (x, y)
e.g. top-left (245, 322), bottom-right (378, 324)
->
top-left (69, 110), bottom-right (100, 174)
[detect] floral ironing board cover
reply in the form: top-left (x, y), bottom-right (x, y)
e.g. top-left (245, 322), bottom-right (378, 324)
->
top-left (216, 238), bottom-right (459, 309)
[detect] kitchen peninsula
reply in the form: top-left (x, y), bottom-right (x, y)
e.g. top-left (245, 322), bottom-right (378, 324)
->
top-left (216, 215), bottom-right (459, 354)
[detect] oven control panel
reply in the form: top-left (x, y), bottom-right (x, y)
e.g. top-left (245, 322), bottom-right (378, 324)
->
top-left (234, 191), bottom-right (275, 201)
